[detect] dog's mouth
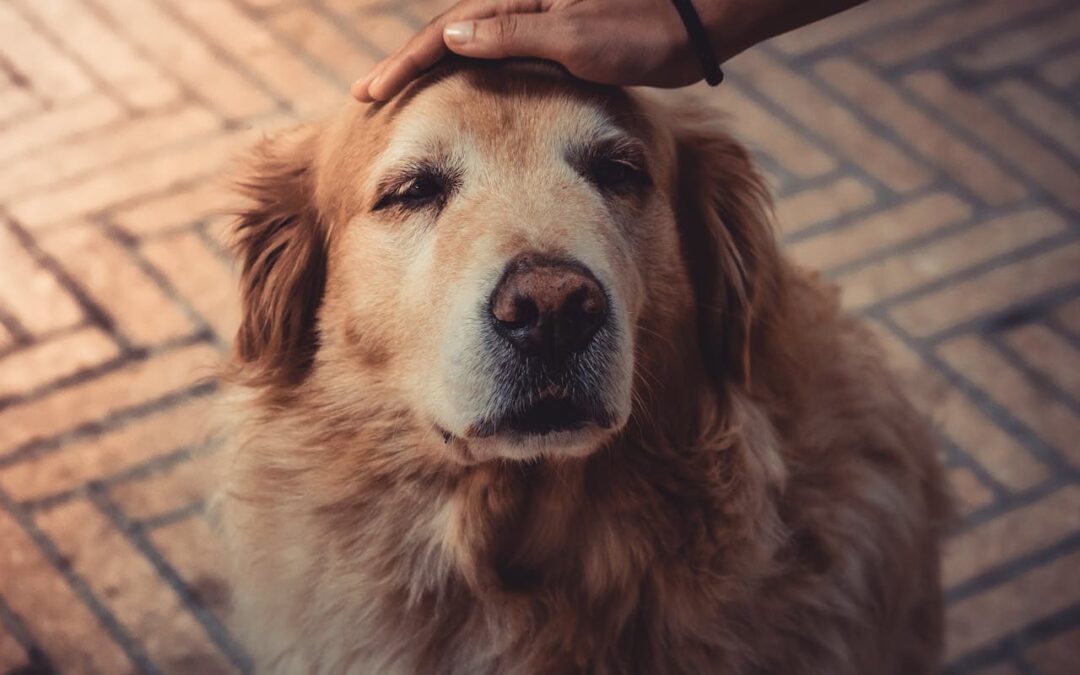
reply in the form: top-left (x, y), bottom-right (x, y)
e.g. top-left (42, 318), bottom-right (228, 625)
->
top-left (505, 397), bottom-right (590, 435)
top-left (466, 394), bottom-right (611, 439)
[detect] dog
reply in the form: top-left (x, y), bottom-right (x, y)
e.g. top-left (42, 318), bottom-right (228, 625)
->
top-left (215, 60), bottom-right (949, 675)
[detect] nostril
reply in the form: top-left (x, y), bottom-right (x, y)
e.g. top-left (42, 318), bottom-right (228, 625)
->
top-left (581, 290), bottom-right (606, 317)
top-left (497, 296), bottom-right (538, 330)
top-left (490, 254), bottom-right (609, 360)
top-left (567, 285), bottom-right (606, 319)
top-left (556, 285), bottom-right (606, 349)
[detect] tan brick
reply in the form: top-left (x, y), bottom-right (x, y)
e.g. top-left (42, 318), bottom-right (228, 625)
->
top-left (151, 516), bottom-right (231, 625)
top-left (906, 71), bottom-right (1080, 212)
top-left (92, 0), bottom-right (274, 119)
top-left (9, 131), bottom-right (249, 230)
top-left (233, 46), bottom-right (341, 118)
top-left (0, 105), bottom-right (220, 201)
top-left (944, 486), bottom-right (1080, 587)
top-left (840, 208), bottom-right (1067, 310)
top-left (789, 193), bottom-right (970, 271)
top-left (0, 93), bottom-right (122, 163)
top-left (0, 510), bottom-right (132, 674)
top-left (771, 0), bottom-right (940, 54)
top-left (111, 452), bottom-right (217, 522)
top-left (775, 178), bottom-right (875, 235)
top-left (0, 342), bottom-right (219, 452)
top-left (939, 336), bottom-right (1080, 468)
top-left (0, 397), bottom-right (212, 502)
top-left (1054, 297), bottom-right (1080, 336)
top-left (113, 178), bottom-right (239, 237)
top-left (955, 7), bottom-right (1080, 72)
top-left (407, 0), bottom-right (458, 17)
top-left (727, 50), bottom-right (930, 193)
top-left (271, 6), bottom-right (378, 84)
top-left (820, 58), bottom-right (1026, 205)
top-left (0, 224), bottom-right (83, 335)
top-left (125, 77), bottom-right (183, 113)
top-left (165, 0), bottom-right (342, 116)
top-left (871, 322), bottom-right (1049, 490)
top-left (859, 0), bottom-right (1057, 67)
top-left (203, 213), bottom-right (237, 252)
top-left (38, 224), bottom-right (194, 346)
top-left (0, 1), bottom-right (94, 102)
top-left (948, 467), bottom-right (994, 517)
top-left (946, 550), bottom-right (1080, 659)
top-left (890, 242), bottom-right (1080, 337)
top-left (0, 627), bottom-right (24, 671)
top-left (0, 84), bottom-right (39, 125)
top-left (326, 0), bottom-right (431, 14)
top-left (992, 80), bottom-right (1080, 162)
top-left (0, 327), bottom-right (118, 399)
top-left (717, 85), bottom-right (837, 179)
top-left (1040, 48), bottom-right (1080, 89)
top-left (37, 500), bottom-right (239, 675)
top-left (142, 232), bottom-right (240, 341)
top-left (1026, 627), bottom-right (1080, 675)
top-left (355, 12), bottom-right (414, 56)
top-left (1004, 324), bottom-right (1080, 400)
top-left (14, 0), bottom-right (180, 111)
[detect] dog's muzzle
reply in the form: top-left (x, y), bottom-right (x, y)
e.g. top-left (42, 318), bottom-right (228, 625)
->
top-left (472, 253), bottom-right (617, 438)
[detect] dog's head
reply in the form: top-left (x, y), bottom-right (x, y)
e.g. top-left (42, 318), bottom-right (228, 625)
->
top-left (230, 61), bottom-right (781, 463)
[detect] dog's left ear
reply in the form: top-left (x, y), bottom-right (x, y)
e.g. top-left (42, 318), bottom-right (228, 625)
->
top-left (231, 128), bottom-right (327, 388)
top-left (672, 109), bottom-right (784, 391)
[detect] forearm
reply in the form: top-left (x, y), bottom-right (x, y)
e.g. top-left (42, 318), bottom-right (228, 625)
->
top-left (702, 0), bottom-right (870, 60)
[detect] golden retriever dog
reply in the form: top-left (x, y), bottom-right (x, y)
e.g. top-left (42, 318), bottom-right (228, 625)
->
top-left (215, 60), bottom-right (949, 675)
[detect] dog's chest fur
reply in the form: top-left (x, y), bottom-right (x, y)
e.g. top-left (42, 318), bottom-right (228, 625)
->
top-left (220, 394), bottom-right (806, 675)
top-left (219, 290), bottom-right (946, 675)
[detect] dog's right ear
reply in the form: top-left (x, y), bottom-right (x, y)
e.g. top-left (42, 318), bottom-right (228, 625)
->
top-left (231, 129), bottom-right (327, 388)
top-left (669, 104), bottom-right (784, 393)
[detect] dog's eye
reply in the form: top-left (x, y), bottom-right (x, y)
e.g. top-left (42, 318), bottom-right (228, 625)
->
top-left (586, 156), bottom-right (649, 194)
top-left (401, 175), bottom-right (444, 204)
top-left (373, 169), bottom-right (453, 212)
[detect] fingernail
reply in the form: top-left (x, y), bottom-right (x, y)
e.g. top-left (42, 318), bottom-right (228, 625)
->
top-left (444, 22), bottom-right (474, 45)
top-left (367, 75), bottom-right (382, 99)
top-left (350, 78), bottom-right (370, 100)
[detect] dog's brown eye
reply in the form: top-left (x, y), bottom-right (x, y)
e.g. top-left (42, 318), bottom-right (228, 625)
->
top-left (373, 169), bottom-right (453, 212)
top-left (402, 175), bottom-right (444, 204)
top-left (588, 157), bottom-right (648, 193)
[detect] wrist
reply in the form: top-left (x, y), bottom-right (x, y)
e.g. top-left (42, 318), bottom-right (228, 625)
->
top-left (668, 0), bottom-right (726, 85)
top-left (698, 0), bottom-right (781, 63)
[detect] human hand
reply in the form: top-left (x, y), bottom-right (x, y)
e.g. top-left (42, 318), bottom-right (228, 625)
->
top-left (351, 0), bottom-right (870, 102)
top-left (351, 0), bottom-right (724, 102)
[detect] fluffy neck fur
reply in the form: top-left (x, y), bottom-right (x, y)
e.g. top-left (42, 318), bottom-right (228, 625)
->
top-left (223, 313), bottom-right (791, 673)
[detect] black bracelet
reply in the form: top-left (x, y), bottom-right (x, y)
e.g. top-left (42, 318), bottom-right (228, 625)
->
top-left (669, 0), bottom-right (724, 86)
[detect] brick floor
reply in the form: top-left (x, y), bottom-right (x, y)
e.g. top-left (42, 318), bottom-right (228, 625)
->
top-left (0, 0), bottom-right (1077, 673)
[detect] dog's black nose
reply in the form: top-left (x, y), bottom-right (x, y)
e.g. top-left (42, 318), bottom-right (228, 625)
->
top-left (491, 254), bottom-right (607, 363)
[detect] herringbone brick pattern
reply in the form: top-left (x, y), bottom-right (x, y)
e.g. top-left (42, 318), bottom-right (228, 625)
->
top-left (0, 0), bottom-right (1076, 673)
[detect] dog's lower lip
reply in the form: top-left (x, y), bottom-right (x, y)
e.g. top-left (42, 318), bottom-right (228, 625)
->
top-left (465, 397), bottom-right (597, 438)
top-left (504, 397), bottom-right (592, 436)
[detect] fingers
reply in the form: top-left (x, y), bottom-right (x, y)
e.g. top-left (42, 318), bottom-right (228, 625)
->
top-left (442, 13), bottom-right (570, 61)
top-left (352, 0), bottom-right (549, 102)
top-left (356, 35), bottom-right (446, 102)
top-left (352, 20), bottom-right (447, 102)
top-left (350, 63), bottom-right (385, 102)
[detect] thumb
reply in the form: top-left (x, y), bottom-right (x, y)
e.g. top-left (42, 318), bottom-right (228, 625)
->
top-left (443, 14), bottom-right (569, 61)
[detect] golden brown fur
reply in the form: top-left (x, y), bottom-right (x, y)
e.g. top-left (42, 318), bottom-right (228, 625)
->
top-left (216, 61), bottom-right (948, 675)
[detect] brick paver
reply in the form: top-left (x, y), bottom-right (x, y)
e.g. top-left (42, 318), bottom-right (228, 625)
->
top-left (0, 1), bottom-right (1076, 673)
